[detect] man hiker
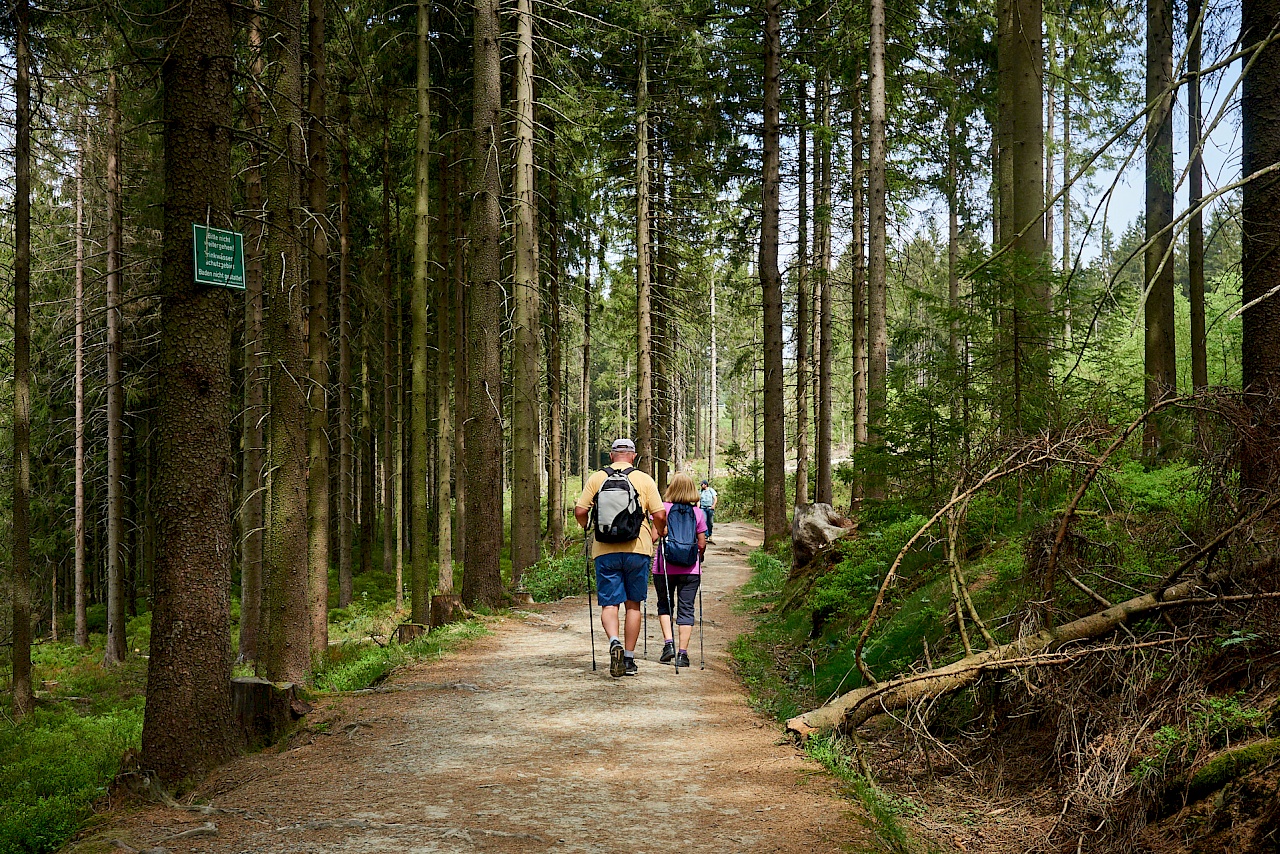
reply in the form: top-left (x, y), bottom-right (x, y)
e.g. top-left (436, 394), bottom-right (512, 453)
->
top-left (699, 479), bottom-right (718, 542)
top-left (575, 438), bottom-right (667, 677)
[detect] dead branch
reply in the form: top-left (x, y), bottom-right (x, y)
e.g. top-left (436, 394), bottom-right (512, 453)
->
top-left (786, 557), bottom-right (1278, 739)
top-left (854, 436), bottom-right (1094, 684)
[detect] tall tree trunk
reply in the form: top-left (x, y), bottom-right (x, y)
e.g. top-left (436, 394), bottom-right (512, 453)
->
top-left (143, 0), bottom-right (239, 778)
top-left (381, 107), bottom-right (397, 596)
top-left (464, 0), bottom-right (506, 607)
top-left (947, 114), bottom-right (960, 364)
top-left (867, 0), bottom-right (889, 501)
top-left (708, 276), bottom-right (717, 479)
top-left (580, 250), bottom-right (593, 487)
top-left (796, 81), bottom-right (810, 508)
top-left (74, 108), bottom-right (88, 648)
top-left (511, 0), bottom-right (542, 585)
top-left (654, 148), bottom-right (671, 492)
top-left (1144, 0), bottom-right (1177, 457)
top-left (359, 302), bottom-right (374, 579)
top-left (262, 0), bottom-right (311, 683)
top-left (338, 117), bottom-right (354, 609)
top-left (453, 140), bottom-right (469, 571)
top-left (546, 115), bottom-right (564, 553)
top-left (1062, 51), bottom-right (1073, 343)
top-left (851, 59), bottom-right (867, 502)
top-left (306, 0), bottom-right (330, 660)
top-left (105, 72), bottom-right (128, 665)
top-left (761, 0), bottom-right (787, 545)
top-left (412, 0), bottom-right (436, 616)
top-left (815, 68), bottom-right (834, 506)
top-left (636, 38), bottom-right (654, 475)
top-left (1240, 0), bottom-right (1280, 493)
top-left (1188, 0), bottom-right (1207, 394)
top-left (239, 6), bottom-right (266, 663)
top-left (999, 0), bottom-right (1048, 433)
top-left (11, 0), bottom-right (34, 719)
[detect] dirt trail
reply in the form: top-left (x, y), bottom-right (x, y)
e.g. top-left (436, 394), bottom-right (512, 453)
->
top-left (79, 522), bottom-right (864, 853)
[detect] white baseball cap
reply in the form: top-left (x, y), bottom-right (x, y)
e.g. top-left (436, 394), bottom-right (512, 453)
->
top-left (611, 438), bottom-right (636, 452)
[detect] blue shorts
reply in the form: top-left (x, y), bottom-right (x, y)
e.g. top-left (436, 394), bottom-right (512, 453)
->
top-left (595, 552), bottom-right (650, 607)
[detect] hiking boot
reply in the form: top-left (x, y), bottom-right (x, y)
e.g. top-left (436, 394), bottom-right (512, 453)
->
top-left (609, 639), bottom-right (626, 678)
top-left (659, 641), bottom-right (676, 663)
top-left (624, 657), bottom-right (639, 676)
top-left (674, 651), bottom-right (691, 668)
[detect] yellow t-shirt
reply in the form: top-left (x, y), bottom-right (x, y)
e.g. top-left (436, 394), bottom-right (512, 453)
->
top-left (576, 466), bottom-right (665, 558)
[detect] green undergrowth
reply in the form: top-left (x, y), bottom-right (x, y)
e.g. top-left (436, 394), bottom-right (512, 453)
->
top-left (521, 553), bottom-right (592, 602)
top-left (313, 619), bottom-right (489, 692)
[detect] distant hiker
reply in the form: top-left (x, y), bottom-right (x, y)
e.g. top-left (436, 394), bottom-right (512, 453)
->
top-left (699, 479), bottom-right (719, 542)
top-left (654, 472), bottom-right (708, 668)
top-left (575, 438), bottom-right (667, 677)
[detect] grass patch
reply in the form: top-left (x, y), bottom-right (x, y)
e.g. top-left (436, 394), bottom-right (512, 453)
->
top-left (313, 619), bottom-right (489, 692)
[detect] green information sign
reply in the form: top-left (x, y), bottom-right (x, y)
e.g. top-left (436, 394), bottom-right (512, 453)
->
top-left (192, 224), bottom-right (246, 290)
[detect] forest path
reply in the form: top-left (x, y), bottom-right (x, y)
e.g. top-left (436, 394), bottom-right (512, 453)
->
top-left (82, 522), bottom-right (864, 854)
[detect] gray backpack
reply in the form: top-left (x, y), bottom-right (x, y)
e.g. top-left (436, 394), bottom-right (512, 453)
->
top-left (593, 467), bottom-right (645, 543)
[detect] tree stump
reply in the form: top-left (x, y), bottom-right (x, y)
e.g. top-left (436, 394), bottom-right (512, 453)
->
top-left (396, 623), bottom-right (426, 644)
top-left (230, 677), bottom-right (311, 749)
top-left (431, 594), bottom-right (467, 629)
top-left (513, 588), bottom-right (536, 606)
top-left (791, 502), bottom-right (855, 569)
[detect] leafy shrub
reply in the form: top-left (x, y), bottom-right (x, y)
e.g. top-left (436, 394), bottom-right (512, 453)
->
top-left (0, 705), bottom-right (143, 854)
top-left (809, 515), bottom-right (932, 618)
top-left (745, 549), bottom-right (788, 598)
top-left (521, 554), bottom-right (591, 602)
top-left (719, 442), bottom-right (763, 519)
top-left (1107, 460), bottom-right (1202, 515)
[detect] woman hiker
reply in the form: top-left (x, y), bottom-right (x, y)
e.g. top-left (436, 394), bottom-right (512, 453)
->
top-left (652, 472), bottom-right (708, 668)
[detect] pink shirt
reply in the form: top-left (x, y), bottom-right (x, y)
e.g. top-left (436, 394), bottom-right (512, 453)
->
top-left (652, 502), bottom-right (707, 575)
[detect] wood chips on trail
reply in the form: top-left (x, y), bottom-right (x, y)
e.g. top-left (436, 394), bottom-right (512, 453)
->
top-left (72, 522), bottom-right (865, 854)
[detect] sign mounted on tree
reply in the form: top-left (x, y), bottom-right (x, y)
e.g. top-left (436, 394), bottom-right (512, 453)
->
top-left (192, 224), bottom-right (245, 290)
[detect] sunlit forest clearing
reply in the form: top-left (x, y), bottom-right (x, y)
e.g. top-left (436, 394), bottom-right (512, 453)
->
top-left (3, 0), bottom-right (1280, 850)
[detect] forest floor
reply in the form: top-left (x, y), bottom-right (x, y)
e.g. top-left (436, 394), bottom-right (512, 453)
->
top-left (68, 521), bottom-right (868, 854)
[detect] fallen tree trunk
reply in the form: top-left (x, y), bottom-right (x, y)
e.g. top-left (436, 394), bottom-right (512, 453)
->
top-left (786, 557), bottom-right (1277, 738)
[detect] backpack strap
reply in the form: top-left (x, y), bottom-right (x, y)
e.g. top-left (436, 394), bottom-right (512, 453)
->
top-left (603, 466), bottom-right (617, 476)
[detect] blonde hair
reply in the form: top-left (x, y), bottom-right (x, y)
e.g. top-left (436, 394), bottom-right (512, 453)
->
top-left (664, 472), bottom-right (699, 505)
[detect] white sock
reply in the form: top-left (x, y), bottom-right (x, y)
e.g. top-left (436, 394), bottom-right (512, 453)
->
top-left (609, 636), bottom-right (621, 646)
top-left (624, 650), bottom-right (635, 659)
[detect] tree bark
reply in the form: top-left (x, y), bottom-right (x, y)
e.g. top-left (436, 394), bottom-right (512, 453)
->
top-left (143, 0), bottom-right (239, 778)
top-left (546, 114), bottom-right (565, 553)
top-left (816, 69), bottom-right (834, 506)
top-left (359, 299), bottom-right (374, 581)
top-left (12, 0), bottom-right (34, 719)
top-left (338, 112), bottom-right (355, 610)
top-left (413, 0), bottom-right (436, 615)
top-left (512, 0), bottom-right (542, 585)
top-left (636, 38), bottom-right (654, 476)
top-left (464, 0), bottom-right (506, 607)
top-left (306, 0), bottom-right (330, 661)
top-left (262, 0), bottom-right (312, 683)
top-left (381, 105), bottom-right (397, 596)
top-left (761, 0), bottom-right (787, 546)
top-left (1241, 0), bottom-right (1280, 493)
top-left (709, 275), bottom-right (717, 479)
top-left (453, 141), bottom-right (469, 570)
top-left (796, 81), bottom-right (810, 508)
top-left (239, 6), bottom-right (266, 663)
top-left (866, 0), bottom-right (889, 501)
top-left (74, 106), bottom-right (88, 648)
top-left (105, 72), bottom-right (128, 666)
top-left (851, 60), bottom-right (867, 503)
top-left (581, 252), bottom-right (593, 487)
top-left (1188, 0), bottom-right (1207, 394)
top-left (1144, 0), bottom-right (1178, 457)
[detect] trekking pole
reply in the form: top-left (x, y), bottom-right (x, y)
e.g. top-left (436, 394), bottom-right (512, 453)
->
top-left (585, 533), bottom-right (596, 671)
top-left (699, 586), bottom-right (705, 670)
